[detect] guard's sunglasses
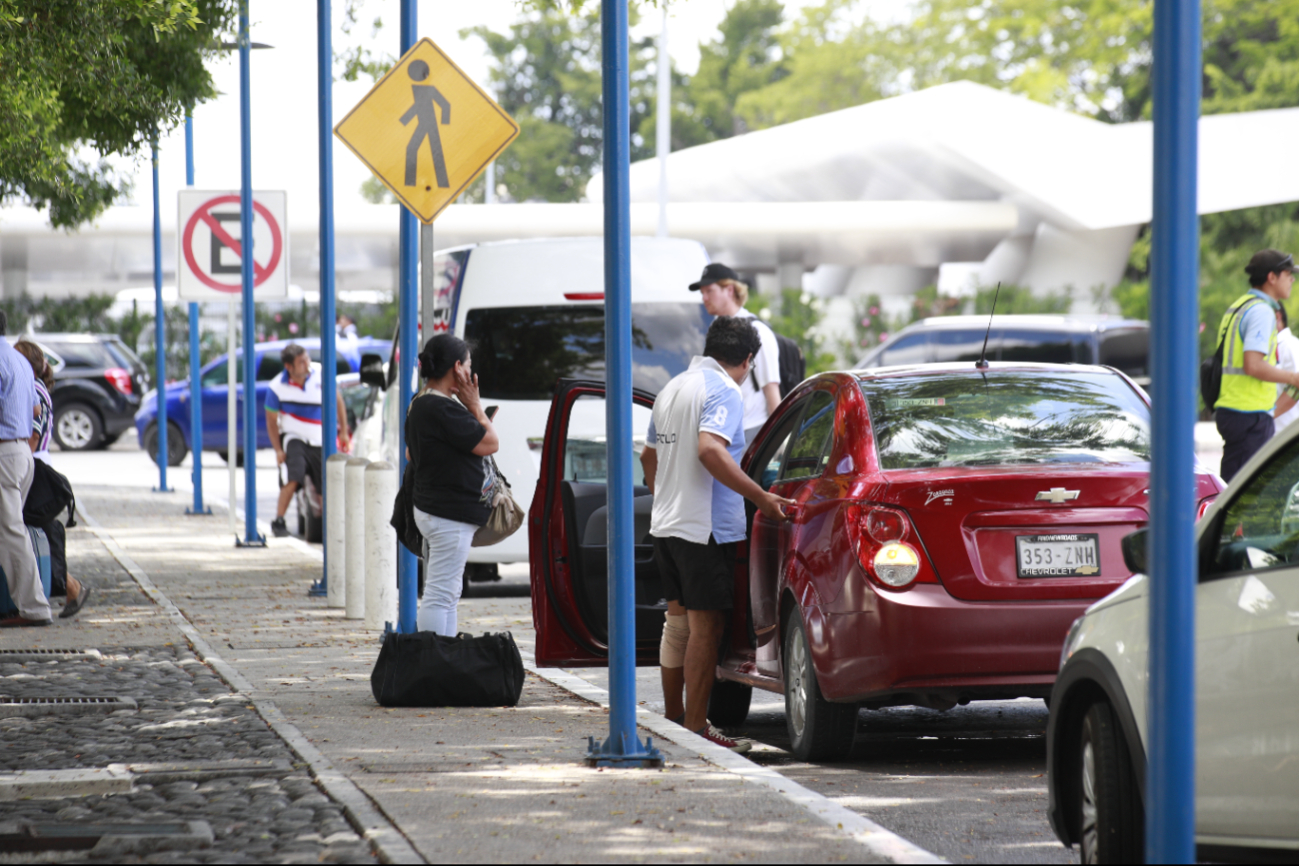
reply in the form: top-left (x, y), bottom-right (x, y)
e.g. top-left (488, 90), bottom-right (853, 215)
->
top-left (1277, 255), bottom-right (1295, 272)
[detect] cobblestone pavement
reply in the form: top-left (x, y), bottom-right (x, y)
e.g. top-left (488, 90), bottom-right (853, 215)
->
top-left (0, 528), bottom-right (376, 864)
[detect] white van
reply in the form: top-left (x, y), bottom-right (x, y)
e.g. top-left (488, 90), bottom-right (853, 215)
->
top-left (364, 236), bottom-right (711, 577)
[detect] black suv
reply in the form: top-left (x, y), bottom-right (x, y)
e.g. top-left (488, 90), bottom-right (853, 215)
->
top-left (25, 334), bottom-right (149, 451)
top-left (856, 314), bottom-right (1150, 388)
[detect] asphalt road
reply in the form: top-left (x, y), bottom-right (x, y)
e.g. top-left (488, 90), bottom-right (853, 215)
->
top-left (59, 434), bottom-right (1242, 863)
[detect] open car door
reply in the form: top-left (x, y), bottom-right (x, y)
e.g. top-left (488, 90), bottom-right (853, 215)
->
top-left (529, 379), bottom-right (665, 667)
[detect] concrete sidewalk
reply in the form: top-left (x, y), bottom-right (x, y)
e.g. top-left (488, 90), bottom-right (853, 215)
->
top-left (1, 485), bottom-right (927, 863)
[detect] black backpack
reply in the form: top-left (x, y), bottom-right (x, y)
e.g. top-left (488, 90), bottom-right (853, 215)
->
top-left (751, 324), bottom-right (807, 398)
top-left (1201, 297), bottom-right (1264, 411)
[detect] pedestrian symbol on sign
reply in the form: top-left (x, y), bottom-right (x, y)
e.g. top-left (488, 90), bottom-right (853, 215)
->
top-left (402, 60), bottom-right (451, 189)
top-left (334, 37), bottom-right (519, 224)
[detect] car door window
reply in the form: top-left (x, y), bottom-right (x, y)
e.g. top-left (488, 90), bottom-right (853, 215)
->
top-left (932, 329), bottom-right (989, 364)
top-left (306, 348), bottom-right (351, 376)
top-left (878, 333), bottom-right (929, 366)
top-left (996, 329), bottom-right (1078, 364)
top-left (750, 401), bottom-right (806, 490)
top-left (43, 341), bottom-right (115, 369)
top-left (1206, 436), bottom-right (1299, 577)
top-left (257, 354), bottom-right (283, 382)
top-left (200, 358), bottom-right (243, 387)
top-left (780, 391), bottom-right (835, 481)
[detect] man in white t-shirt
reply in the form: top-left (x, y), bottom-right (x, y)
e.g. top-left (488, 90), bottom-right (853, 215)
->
top-left (690, 263), bottom-right (782, 443)
top-left (640, 316), bottom-right (793, 753)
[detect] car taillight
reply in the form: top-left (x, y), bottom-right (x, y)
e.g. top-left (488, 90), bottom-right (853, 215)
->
top-left (844, 503), bottom-right (936, 591)
top-left (105, 368), bottom-right (132, 396)
top-left (1196, 496), bottom-right (1217, 521)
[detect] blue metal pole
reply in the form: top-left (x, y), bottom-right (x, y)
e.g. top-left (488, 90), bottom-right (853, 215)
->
top-left (1148, 0), bottom-right (1200, 861)
top-left (587, 0), bottom-right (661, 769)
top-left (396, 0), bottom-right (419, 634)
top-left (185, 114), bottom-right (210, 516)
top-left (311, 0), bottom-right (337, 597)
top-left (152, 135), bottom-right (171, 493)
top-left (238, 1), bottom-right (263, 545)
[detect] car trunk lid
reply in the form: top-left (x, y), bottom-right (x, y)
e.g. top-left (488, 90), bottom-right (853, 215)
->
top-left (886, 465), bottom-right (1150, 601)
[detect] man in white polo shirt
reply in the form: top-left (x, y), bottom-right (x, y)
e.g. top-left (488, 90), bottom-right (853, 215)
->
top-left (640, 316), bottom-right (793, 752)
top-left (266, 343), bottom-right (350, 538)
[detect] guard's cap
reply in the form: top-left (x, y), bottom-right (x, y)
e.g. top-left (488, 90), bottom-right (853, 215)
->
top-left (1246, 248), bottom-right (1297, 278)
top-left (689, 263), bottom-right (740, 291)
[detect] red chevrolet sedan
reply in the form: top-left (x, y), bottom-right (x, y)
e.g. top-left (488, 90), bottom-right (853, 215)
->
top-left (529, 364), bottom-right (1223, 761)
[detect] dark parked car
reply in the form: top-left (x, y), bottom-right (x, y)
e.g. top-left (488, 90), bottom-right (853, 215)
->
top-left (5, 334), bottom-right (150, 451)
top-left (857, 315), bottom-right (1150, 388)
top-left (134, 336), bottom-right (390, 466)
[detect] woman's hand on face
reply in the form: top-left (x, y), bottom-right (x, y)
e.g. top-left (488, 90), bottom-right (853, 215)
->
top-left (456, 364), bottom-right (482, 413)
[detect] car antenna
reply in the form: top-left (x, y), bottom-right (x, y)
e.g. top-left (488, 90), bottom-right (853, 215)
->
top-left (975, 282), bottom-right (1002, 370)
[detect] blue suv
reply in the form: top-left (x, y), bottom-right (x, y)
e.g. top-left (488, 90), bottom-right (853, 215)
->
top-left (135, 337), bottom-right (391, 466)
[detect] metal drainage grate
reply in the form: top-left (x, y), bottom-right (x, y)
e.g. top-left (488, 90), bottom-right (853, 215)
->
top-left (0, 648), bottom-right (101, 662)
top-left (0, 696), bottom-right (136, 717)
top-left (0, 820), bottom-right (213, 854)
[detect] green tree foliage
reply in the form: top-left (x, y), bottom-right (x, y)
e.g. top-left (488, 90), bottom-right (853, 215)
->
top-left (0, 0), bottom-right (237, 228)
top-left (675, 0), bottom-right (788, 143)
top-left (745, 288), bottom-right (837, 374)
top-left (733, 0), bottom-right (1299, 128)
top-left (462, 10), bottom-right (658, 202)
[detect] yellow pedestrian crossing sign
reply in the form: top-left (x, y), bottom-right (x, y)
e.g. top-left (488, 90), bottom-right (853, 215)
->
top-left (335, 38), bottom-right (519, 223)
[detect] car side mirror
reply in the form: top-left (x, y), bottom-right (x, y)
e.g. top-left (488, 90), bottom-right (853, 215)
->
top-left (359, 353), bottom-right (386, 390)
top-left (1121, 528), bottom-right (1148, 575)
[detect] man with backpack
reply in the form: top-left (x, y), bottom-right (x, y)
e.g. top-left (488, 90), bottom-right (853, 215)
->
top-left (1211, 249), bottom-right (1299, 480)
top-left (690, 263), bottom-right (802, 443)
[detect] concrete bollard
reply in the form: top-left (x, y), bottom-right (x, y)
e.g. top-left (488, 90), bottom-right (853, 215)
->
top-left (363, 461), bottom-right (398, 631)
top-left (344, 457), bottom-right (369, 621)
top-left (325, 453), bottom-right (349, 610)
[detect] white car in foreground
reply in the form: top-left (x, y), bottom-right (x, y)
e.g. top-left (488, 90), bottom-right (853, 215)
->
top-left (1046, 425), bottom-right (1299, 863)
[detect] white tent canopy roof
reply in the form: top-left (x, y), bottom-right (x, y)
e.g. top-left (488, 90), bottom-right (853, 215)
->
top-left (593, 80), bottom-right (1299, 232)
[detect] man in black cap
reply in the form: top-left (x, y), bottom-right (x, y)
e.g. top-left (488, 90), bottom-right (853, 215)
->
top-left (689, 263), bottom-right (781, 443)
top-left (1212, 249), bottom-right (1299, 480)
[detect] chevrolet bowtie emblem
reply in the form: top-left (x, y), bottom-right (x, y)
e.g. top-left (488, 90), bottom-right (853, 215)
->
top-left (1036, 488), bottom-right (1080, 504)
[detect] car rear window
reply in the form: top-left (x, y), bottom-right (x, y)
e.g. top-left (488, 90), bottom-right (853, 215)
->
top-left (43, 341), bottom-right (116, 369)
top-left (465, 303), bottom-right (712, 401)
top-left (860, 371), bottom-right (1150, 469)
top-left (106, 339), bottom-right (144, 371)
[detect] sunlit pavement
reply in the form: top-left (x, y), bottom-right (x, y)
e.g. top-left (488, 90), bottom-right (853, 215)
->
top-left (44, 428), bottom-right (1230, 864)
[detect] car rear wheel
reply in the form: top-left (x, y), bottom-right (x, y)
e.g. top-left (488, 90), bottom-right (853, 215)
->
top-left (708, 678), bottom-right (753, 728)
top-left (217, 450), bottom-right (245, 467)
top-left (1078, 701), bottom-right (1143, 864)
top-left (53, 403), bottom-right (102, 451)
top-left (144, 422), bottom-right (188, 467)
top-left (783, 611), bottom-right (857, 762)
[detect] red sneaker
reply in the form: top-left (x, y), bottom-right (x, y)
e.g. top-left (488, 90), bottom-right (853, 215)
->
top-left (695, 724), bottom-right (752, 754)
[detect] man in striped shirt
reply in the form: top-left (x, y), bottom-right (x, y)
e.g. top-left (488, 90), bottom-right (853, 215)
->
top-left (266, 343), bottom-right (349, 538)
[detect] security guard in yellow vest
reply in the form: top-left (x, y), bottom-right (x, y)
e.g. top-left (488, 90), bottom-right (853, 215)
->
top-left (1215, 249), bottom-right (1299, 480)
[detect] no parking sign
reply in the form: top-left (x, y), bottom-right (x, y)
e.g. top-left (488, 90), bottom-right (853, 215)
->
top-left (177, 190), bottom-right (288, 301)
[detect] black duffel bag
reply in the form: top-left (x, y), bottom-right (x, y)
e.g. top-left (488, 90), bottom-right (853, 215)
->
top-left (370, 630), bottom-right (525, 708)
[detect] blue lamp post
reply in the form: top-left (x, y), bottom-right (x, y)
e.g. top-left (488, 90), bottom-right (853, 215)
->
top-left (236, 0), bottom-right (264, 546)
top-left (1147, 0), bottom-right (1200, 860)
top-left (311, 0), bottom-right (338, 596)
top-left (185, 114), bottom-right (211, 516)
top-left (151, 135), bottom-right (171, 494)
top-left (585, 0), bottom-right (662, 769)
top-left (395, 0), bottom-right (419, 633)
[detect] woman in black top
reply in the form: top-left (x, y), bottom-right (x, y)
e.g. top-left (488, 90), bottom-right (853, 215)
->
top-left (407, 334), bottom-right (499, 635)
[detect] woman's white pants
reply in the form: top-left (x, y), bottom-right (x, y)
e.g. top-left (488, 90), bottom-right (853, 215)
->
top-left (413, 508), bottom-right (477, 636)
